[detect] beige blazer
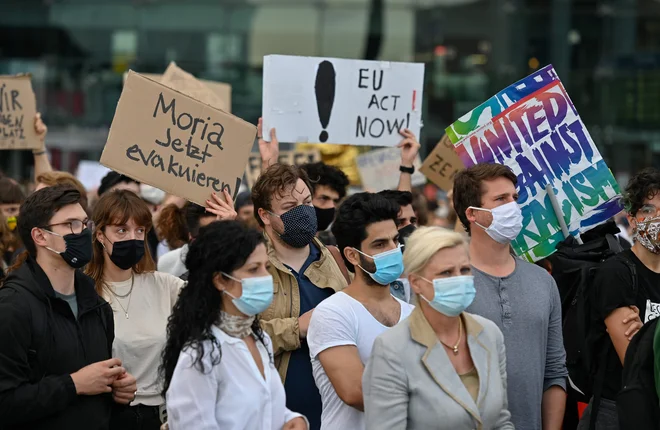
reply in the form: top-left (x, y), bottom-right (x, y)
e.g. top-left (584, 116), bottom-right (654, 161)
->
top-left (363, 307), bottom-right (514, 430)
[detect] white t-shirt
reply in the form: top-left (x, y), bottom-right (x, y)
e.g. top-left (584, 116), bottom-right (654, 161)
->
top-left (104, 271), bottom-right (185, 406)
top-left (307, 291), bottom-right (414, 430)
top-left (157, 244), bottom-right (188, 277)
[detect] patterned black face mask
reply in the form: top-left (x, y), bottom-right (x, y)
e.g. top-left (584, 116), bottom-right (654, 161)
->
top-left (270, 205), bottom-right (318, 248)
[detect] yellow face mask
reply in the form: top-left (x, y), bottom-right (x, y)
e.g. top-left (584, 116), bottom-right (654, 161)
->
top-left (6, 216), bottom-right (17, 232)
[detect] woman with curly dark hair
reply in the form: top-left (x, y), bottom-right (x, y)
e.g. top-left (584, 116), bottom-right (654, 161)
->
top-left (160, 221), bottom-right (308, 430)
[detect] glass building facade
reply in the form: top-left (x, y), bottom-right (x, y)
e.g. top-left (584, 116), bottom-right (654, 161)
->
top-left (1, 0), bottom-right (658, 184)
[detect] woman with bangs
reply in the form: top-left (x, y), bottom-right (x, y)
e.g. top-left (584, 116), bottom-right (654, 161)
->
top-left (86, 189), bottom-right (186, 430)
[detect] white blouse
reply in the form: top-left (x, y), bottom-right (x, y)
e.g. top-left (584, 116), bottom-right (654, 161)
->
top-left (166, 326), bottom-right (306, 430)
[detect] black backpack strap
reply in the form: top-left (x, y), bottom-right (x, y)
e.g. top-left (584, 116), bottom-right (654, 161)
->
top-left (618, 253), bottom-right (639, 296)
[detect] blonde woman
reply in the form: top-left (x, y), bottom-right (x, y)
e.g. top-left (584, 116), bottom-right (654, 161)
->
top-left (363, 227), bottom-right (513, 430)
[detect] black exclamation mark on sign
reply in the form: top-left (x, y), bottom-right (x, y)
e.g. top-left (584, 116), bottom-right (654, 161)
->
top-left (315, 61), bottom-right (336, 143)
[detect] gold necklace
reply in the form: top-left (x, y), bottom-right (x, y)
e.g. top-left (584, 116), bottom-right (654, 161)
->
top-left (109, 275), bottom-right (134, 319)
top-left (438, 316), bottom-right (463, 355)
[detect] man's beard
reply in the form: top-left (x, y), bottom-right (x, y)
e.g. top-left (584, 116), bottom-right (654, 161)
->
top-left (358, 254), bottom-right (388, 287)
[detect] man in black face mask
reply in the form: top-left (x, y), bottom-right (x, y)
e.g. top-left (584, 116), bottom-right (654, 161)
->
top-left (257, 119), bottom-right (349, 243)
top-left (0, 185), bottom-right (137, 430)
top-left (252, 163), bottom-right (350, 430)
top-left (300, 162), bottom-right (350, 238)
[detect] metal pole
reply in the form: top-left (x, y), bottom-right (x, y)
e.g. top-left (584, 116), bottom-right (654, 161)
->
top-left (545, 183), bottom-right (583, 244)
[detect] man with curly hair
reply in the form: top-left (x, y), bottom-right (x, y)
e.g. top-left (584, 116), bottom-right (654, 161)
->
top-left (578, 167), bottom-right (660, 429)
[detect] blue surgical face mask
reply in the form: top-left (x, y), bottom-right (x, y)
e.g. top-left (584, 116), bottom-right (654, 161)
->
top-left (221, 273), bottom-right (274, 317)
top-left (419, 275), bottom-right (476, 317)
top-left (354, 246), bottom-right (404, 285)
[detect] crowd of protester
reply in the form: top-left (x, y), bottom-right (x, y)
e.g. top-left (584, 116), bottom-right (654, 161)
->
top-left (1, 113), bottom-right (660, 430)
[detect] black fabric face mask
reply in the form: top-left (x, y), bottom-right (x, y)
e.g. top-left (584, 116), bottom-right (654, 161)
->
top-left (46, 228), bottom-right (93, 269)
top-left (314, 206), bottom-right (336, 232)
top-left (108, 239), bottom-right (145, 270)
top-left (398, 223), bottom-right (417, 248)
top-left (271, 205), bottom-right (318, 248)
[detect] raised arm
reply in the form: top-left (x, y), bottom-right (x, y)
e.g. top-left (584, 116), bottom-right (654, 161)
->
top-left (396, 129), bottom-right (420, 192)
top-left (258, 117), bottom-right (279, 170)
top-left (33, 113), bottom-right (53, 180)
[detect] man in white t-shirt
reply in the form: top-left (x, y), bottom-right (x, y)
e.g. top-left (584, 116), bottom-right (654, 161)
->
top-left (308, 192), bottom-right (415, 430)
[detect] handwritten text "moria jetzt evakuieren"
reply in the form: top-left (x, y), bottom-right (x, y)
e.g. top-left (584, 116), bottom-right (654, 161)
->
top-left (125, 92), bottom-right (240, 198)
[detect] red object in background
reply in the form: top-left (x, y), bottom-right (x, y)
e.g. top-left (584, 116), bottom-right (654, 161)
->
top-left (49, 147), bottom-right (61, 171)
top-left (72, 91), bottom-right (84, 116)
top-left (423, 183), bottom-right (440, 202)
top-left (53, 90), bottom-right (85, 117)
top-left (434, 45), bottom-right (447, 56)
top-left (69, 152), bottom-right (80, 175)
top-left (578, 402), bottom-right (588, 419)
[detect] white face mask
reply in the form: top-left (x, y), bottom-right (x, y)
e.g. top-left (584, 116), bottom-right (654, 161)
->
top-left (468, 201), bottom-right (523, 244)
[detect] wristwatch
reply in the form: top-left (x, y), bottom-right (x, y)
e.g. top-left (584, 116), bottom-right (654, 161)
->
top-left (399, 165), bottom-right (415, 174)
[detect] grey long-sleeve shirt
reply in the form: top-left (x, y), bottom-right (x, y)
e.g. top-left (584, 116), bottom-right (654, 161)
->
top-left (467, 259), bottom-right (568, 430)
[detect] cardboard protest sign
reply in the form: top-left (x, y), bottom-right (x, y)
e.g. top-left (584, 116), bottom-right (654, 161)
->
top-left (420, 135), bottom-right (465, 191)
top-left (263, 55), bottom-right (424, 147)
top-left (0, 75), bottom-right (39, 150)
top-left (245, 149), bottom-right (321, 189)
top-left (356, 147), bottom-right (425, 192)
top-left (123, 66), bottom-right (231, 113)
top-left (446, 65), bottom-right (621, 262)
top-left (160, 62), bottom-right (228, 113)
top-left (101, 71), bottom-right (256, 206)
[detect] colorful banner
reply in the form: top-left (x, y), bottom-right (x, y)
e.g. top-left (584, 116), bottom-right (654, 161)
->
top-left (446, 65), bottom-right (621, 262)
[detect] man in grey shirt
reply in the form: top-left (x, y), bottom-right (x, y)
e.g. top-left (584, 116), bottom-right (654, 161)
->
top-left (453, 164), bottom-right (568, 430)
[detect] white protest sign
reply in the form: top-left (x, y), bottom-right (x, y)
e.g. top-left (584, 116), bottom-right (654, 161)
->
top-left (263, 55), bottom-right (424, 147)
top-left (76, 160), bottom-right (111, 190)
top-left (356, 147), bottom-right (426, 191)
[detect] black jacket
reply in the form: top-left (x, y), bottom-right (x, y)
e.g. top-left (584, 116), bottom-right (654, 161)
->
top-left (0, 258), bottom-right (115, 430)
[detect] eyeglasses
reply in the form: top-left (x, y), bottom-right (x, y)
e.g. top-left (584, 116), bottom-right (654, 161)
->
top-left (43, 219), bottom-right (88, 235)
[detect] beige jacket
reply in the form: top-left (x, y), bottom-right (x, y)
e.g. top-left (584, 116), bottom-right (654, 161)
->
top-left (363, 307), bottom-right (514, 430)
top-left (260, 236), bottom-right (347, 382)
